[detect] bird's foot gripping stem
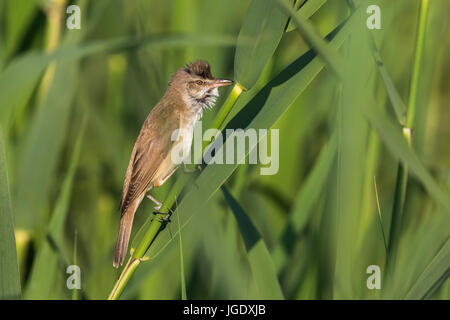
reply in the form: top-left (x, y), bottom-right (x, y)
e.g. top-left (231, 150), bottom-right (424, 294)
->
top-left (146, 194), bottom-right (173, 222)
top-left (160, 212), bottom-right (171, 222)
top-left (155, 208), bottom-right (172, 222)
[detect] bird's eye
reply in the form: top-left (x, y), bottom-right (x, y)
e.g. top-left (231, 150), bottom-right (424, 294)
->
top-left (196, 80), bottom-right (204, 85)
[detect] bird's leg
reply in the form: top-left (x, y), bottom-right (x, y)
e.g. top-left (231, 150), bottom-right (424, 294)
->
top-left (146, 193), bottom-right (162, 211)
top-left (146, 193), bottom-right (173, 221)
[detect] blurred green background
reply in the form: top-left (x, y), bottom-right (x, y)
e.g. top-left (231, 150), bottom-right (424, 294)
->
top-left (0, 0), bottom-right (449, 300)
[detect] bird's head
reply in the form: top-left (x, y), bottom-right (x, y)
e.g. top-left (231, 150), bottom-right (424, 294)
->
top-left (169, 60), bottom-right (233, 110)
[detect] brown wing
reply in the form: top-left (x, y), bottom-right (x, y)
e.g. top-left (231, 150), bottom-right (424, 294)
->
top-left (119, 102), bottom-right (180, 215)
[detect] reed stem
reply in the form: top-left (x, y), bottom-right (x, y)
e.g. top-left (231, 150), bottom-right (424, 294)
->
top-left (202, 83), bottom-right (245, 150)
top-left (108, 257), bottom-right (141, 300)
top-left (386, 0), bottom-right (429, 274)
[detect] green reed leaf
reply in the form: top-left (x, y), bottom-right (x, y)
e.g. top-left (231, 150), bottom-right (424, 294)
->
top-left (286, 0), bottom-right (327, 32)
top-left (234, 0), bottom-right (288, 90)
top-left (0, 130), bottom-right (21, 299)
top-left (221, 186), bottom-right (283, 299)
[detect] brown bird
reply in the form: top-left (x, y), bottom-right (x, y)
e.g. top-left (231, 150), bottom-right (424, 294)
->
top-left (113, 61), bottom-right (232, 267)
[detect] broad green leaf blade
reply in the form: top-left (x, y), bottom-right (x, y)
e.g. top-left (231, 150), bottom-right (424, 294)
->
top-left (275, 0), bottom-right (344, 78)
top-left (124, 199), bottom-right (253, 299)
top-left (286, 0), bottom-right (327, 32)
top-left (272, 131), bottom-right (337, 271)
top-left (49, 117), bottom-right (87, 246)
top-left (405, 238), bottom-right (450, 299)
top-left (0, 130), bottom-right (21, 299)
top-left (221, 186), bottom-right (283, 299)
top-left (4, 0), bottom-right (38, 60)
top-left (289, 131), bottom-right (337, 233)
top-left (332, 8), bottom-right (372, 298)
top-left (14, 59), bottom-right (80, 230)
top-left (0, 52), bottom-right (51, 133)
top-left (234, 0), bottom-right (288, 89)
top-left (382, 207), bottom-right (450, 299)
top-left (25, 117), bottom-right (86, 299)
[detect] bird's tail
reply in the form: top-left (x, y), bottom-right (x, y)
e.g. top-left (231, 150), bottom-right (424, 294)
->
top-left (113, 200), bottom-right (139, 268)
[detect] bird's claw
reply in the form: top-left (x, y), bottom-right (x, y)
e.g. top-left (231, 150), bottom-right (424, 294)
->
top-left (153, 207), bottom-right (173, 223)
top-left (161, 214), bottom-right (171, 222)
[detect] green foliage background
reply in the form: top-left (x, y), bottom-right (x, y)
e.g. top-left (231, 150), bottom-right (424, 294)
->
top-left (0, 0), bottom-right (449, 299)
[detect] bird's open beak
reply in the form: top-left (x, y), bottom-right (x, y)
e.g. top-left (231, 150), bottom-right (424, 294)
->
top-left (211, 78), bottom-right (233, 88)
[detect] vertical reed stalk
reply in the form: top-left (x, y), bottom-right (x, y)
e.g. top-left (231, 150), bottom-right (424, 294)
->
top-left (387, 0), bottom-right (429, 274)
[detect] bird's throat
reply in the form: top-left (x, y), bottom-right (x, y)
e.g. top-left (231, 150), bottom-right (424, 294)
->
top-left (194, 87), bottom-right (219, 111)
